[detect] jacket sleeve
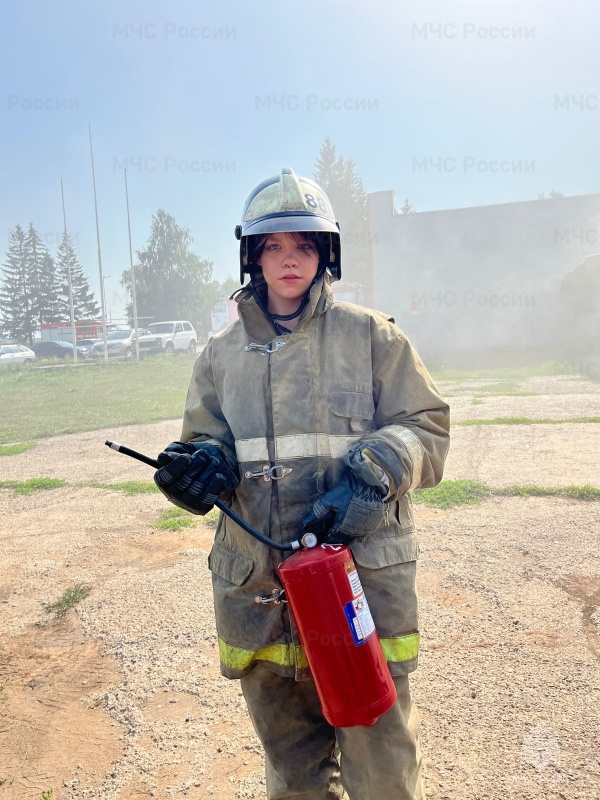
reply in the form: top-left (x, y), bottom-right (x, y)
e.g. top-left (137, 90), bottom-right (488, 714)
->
top-left (347, 327), bottom-right (450, 499)
top-left (180, 342), bottom-right (238, 469)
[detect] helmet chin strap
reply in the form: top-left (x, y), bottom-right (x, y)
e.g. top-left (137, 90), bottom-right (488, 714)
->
top-left (249, 263), bottom-right (326, 332)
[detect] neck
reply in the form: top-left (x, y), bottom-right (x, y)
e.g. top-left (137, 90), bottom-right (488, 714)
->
top-left (278, 316), bottom-right (300, 331)
top-left (267, 294), bottom-right (304, 321)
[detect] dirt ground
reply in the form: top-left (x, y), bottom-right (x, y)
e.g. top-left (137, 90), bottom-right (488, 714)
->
top-left (1, 375), bottom-right (599, 799)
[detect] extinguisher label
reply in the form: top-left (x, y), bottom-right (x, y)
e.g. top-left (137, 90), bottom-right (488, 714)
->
top-left (346, 566), bottom-right (363, 598)
top-left (344, 594), bottom-right (376, 646)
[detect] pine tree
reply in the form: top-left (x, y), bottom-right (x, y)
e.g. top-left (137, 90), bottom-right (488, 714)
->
top-left (314, 138), bottom-right (339, 189)
top-left (0, 224), bottom-right (35, 343)
top-left (23, 223), bottom-right (53, 332)
top-left (40, 251), bottom-right (63, 324)
top-left (401, 198), bottom-right (417, 214)
top-left (55, 233), bottom-right (100, 321)
top-left (314, 137), bottom-right (370, 288)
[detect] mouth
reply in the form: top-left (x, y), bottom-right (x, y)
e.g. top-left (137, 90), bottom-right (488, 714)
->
top-left (281, 275), bottom-right (300, 282)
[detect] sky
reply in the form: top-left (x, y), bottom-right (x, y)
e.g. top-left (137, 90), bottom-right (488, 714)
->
top-left (1, 0), bottom-right (599, 321)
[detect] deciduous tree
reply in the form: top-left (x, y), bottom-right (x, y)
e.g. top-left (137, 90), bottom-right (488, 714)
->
top-left (121, 209), bottom-right (215, 335)
top-left (538, 189), bottom-right (565, 199)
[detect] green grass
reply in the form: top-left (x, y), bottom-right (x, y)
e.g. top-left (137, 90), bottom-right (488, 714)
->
top-left (432, 362), bottom-right (577, 398)
top-left (500, 484), bottom-right (600, 501)
top-left (0, 477), bottom-right (66, 495)
top-left (42, 584), bottom-right (91, 621)
top-left (155, 507), bottom-right (196, 531)
top-left (413, 480), bottom-right (490, 509)
top-left (83, 480), bottom-right (159, 495)
top-left (413, 479), bottom-right (600, 508)
top-left (0, 358), bottom-right (584, 444)
top-left (0, 441), bottom-right (37, 456)
top-left (203, 508), bottom-right (221, 527)
top-left (0, 355), bottom-right (197, 443)
top-left (457, 416), bottom-right (600, 426)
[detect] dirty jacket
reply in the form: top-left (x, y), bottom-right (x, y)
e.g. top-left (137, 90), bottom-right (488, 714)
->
top-left (181, 275), bottom-right (450, 680)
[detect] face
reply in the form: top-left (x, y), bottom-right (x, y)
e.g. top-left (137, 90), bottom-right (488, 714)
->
top-left (257, 232), bottom-right (320, 315)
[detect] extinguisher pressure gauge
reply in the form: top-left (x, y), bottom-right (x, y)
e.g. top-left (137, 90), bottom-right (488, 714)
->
top-left (301, 532), bottom-right (318, 549)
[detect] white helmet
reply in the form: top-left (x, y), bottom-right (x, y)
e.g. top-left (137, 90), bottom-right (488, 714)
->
top-left (234, 167), bottom-right (341, 283)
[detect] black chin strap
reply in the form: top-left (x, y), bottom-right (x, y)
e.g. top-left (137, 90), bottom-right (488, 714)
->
top-left (249, 263), bottom-right (325, 334)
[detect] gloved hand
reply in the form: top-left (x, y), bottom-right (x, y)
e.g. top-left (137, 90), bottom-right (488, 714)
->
top-left (154, 441), bottom-right (239, 515)
top-left (300, 471), bottom-right (387, 545)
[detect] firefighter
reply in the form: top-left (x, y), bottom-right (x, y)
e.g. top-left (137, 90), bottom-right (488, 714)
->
top-left (154, 167), bottom-right (450, 799)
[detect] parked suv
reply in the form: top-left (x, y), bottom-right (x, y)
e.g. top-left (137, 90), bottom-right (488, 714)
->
top-left (137, 321), bottom-right (197, 356)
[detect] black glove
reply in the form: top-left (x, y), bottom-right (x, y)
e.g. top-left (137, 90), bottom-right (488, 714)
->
top-left (300, 471), bottom-right (387, 545)
top-left (154, 441), bottom-right (239, 515)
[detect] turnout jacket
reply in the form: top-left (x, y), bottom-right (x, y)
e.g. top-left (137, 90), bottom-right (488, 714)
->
top-left (181, 275), bottom-right (450, 680)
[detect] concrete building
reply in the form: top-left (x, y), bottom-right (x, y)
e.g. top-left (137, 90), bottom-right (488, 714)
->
top-left (366, 191), bottom-right (600, 363)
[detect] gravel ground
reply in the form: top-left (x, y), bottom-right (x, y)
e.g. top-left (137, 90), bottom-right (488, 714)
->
top-left (1, 375), bottom-right (599, 799)
top-left (448, 393), bottom-right (600, 422)
top-left (445, 423), bottom-right (600, 488)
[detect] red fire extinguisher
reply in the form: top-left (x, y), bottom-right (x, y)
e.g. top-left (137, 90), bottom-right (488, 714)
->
top-left (106, 441), bottom-right (397, 728)
top-left (279, 543), bottom-right (396, 727)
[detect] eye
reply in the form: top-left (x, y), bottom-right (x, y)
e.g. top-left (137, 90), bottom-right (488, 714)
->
top-left (298, 243), bottom-right (313, 252)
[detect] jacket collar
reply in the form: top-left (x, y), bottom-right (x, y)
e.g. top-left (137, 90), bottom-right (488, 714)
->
top-left (235, 273), bottom-right (334, 343)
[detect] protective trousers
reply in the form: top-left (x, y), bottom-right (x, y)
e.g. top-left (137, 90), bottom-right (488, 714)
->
top-left (240, 664), bottom-right (425, 800)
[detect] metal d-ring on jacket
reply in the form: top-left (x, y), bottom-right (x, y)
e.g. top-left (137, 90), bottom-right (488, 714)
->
top-left (180, 274), bottom-right (450, 680)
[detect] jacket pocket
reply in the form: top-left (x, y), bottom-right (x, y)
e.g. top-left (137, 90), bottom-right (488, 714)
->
top-left (350, 528), bottom-right (418, 569)
top-left (395, 495), bottom-right (415, 532)
top-left (208, 541), bottom-right (254, 586)
top-left (326, 390), bottom-right (375, 432)
top-left (349, 528), bottom-right (420, 655)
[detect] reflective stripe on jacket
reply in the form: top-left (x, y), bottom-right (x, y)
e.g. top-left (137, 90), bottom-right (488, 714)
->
top-left (181, 276), bottom-right (450, 679)
top-left (217, 633), bottom-right (421, 674)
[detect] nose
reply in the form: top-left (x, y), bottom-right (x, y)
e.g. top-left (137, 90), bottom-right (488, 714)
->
top-left (280, 246), bottom-right (299, 267)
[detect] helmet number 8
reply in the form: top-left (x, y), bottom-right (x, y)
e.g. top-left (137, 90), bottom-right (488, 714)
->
top-left (304, 193), bottom-right (328, 214)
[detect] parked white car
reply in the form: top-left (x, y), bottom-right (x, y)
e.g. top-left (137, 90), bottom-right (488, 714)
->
top-left (137, 321), bottom-right (197, 356)
top-left (0, 343), bottom-right (36, 365)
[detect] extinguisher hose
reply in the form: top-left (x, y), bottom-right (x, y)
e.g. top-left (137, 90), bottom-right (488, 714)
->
top-left (105, 440), bottom-right (299, 551)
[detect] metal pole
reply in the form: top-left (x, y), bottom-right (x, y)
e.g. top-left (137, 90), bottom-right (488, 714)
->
top-left (60, 178), bottom-right (78, 363)
top-left (124, 169), bottom-right (140, 360)
top-left (89, 123), bottom-right (108, 362)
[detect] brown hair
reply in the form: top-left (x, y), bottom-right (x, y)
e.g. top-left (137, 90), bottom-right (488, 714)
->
top-left (248, 231), bottom-right (330, 268)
